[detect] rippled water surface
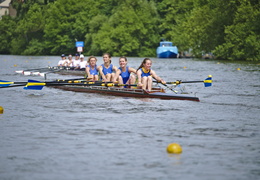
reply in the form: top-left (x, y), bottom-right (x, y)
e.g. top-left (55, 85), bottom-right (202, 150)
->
top-left (0, 55), bottom-right (259, 180)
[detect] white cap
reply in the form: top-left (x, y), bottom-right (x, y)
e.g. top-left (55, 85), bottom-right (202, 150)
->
top-left (80, 54), bottom-right (84, 58)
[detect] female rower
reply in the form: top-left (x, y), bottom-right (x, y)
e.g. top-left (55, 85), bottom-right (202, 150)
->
top-left (86, 56), bottom-right (99, 81)
top-left (98, 53), bottom-right (117, 82)
top-left (113, 56), bottom-right (136, 88)
top-left (136, 58), bottom-right (166, 91)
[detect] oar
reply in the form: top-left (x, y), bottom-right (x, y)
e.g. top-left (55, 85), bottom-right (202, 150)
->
top-left (0, 84), bottom-right (27, 89)
top-left (0, 79), bottom-right (134, 90)
top-left (23, 81), bottom-right (138, 90)
top-left (38, 69), bottom-right (65, 79)
top-left (154, 75), bottom-right (212, 87)
top-left (55, 77), bottom-right (88, 82)
top-left (16, 66), bottom-right (62, 77)
top-left (0, 80), bottom-right (27, 87)
top-left (38, 66), bottom-right (80, 79)
top-left (24, 68), bottom-right (56, 76)
top-left (0, 78), bottom-right (104, 87)
top-left (15, 67), bottom-right (53, 74)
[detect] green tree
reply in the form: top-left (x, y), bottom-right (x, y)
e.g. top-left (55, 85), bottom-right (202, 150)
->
top-left (10, 3), bottom-right (45, 54)
top-left (1, 0), bottom-right (258, 60)
top-left (214, 0), bottom-right (260, 60)
top-left (11, 0), bottom-right (46, 19)
top-left (87, 0), bottom-right (160, 57)
top-left (0, 16), bottom-right (16, 54)
top-left (157, 0), bottom-right (195, 53)
top-left (43, 0), bottom-right (118, 55)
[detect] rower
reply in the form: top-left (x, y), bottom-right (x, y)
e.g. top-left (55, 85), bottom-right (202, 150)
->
top-left (58, 54), bottom-right (67, 66)
top-left (98, 53), bottom-right (117, 82)
top-left (113, 56), bottom-right (136, 88)
top-left (64, 54), bottom-right (75, 69)
top-left (73, 53), bottom-right (80, 68)
top-left (86, 56), bottom-right (99, 81)
top-left (136, 58), bottom-right (166, 91)
top-left (74, 54), bottom-right (87, 71)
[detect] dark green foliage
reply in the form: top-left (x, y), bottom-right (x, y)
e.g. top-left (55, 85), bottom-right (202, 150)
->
top-left (0, 0), bottom-right (259, 60)
top-left (0, 16), bottom-right (16, 54)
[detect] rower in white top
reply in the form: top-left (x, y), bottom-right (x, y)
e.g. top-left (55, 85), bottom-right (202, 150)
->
top-left (64, 54), bottom-right (75, 68)
top-left (58, 54), bottom-right (67, 66)
top-left (75, 54), bottom-right (87, 71)
top-left (73, 53), bottom-right (81, 68)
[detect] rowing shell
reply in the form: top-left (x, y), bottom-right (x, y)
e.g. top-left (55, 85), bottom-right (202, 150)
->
top-left (53, 85), bottom-right (200, 101)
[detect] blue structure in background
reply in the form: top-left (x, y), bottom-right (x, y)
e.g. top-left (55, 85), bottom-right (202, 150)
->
top-left (156, 41), bottom-right (178, 58)
top-left (75, 41), bottom-right (84, 47)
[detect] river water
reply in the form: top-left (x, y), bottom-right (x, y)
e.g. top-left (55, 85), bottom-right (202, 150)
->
top-left (0, 55), bottom-right (259, 180)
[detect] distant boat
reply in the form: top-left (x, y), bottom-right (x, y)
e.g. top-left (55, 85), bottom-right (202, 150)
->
top-left (202, 53), bottom-right (214, 59)
top-left (156, 41), bottom-right (178, 58)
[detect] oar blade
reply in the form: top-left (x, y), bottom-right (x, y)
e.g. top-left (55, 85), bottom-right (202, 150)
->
top-left (204, 76), bottom-right (212, 87)
top-left (24, 85), bottom-right (44, 90)
top-left (23, 80), bottom-right (44, 90)
top-left (15, 70), bottom-right (24, 74)
top-left (0, 80), bottom-right (14, 87)
top-left (23, 71), bottom-right (32, 76)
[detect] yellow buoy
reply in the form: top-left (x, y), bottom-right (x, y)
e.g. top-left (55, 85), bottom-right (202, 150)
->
top-left (167, 143), bottom-right (182, 154)
top-left (237, 68), bottom-right (241, 70)
top-left (183, 66), bottom-right (187, 69)
top-left (0, 106), bottom-right (4, 114)
top-left (14, 64), bottom-right (17, 67)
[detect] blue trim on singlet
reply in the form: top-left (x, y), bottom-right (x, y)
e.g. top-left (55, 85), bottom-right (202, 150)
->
top-left (141, 68), bottom-right (151, 77)
top-left (87, 65), bottom-right (98, 75)
top-left (101, 64), bottom-right (113, 75)
top-left (119, 66), bottom-right (130, 84)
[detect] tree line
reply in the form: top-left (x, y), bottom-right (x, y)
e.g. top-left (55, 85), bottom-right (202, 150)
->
top-left (0, 0), bottom-right (259, 61)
